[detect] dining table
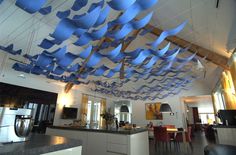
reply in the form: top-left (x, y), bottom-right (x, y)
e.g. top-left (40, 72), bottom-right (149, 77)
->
top-left (166, 128), bottom-right (188, 152)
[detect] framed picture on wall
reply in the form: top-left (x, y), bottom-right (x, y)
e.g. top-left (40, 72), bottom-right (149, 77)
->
top-left (145, 103), bottom-right (163, 120)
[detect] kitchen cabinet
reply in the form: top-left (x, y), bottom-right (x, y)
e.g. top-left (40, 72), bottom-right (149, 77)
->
top-left (46, 126), bottom-right (149, 155)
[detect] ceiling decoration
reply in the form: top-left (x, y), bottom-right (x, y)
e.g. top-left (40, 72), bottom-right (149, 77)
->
top-left (0, 44), bottom-right (22, 55)
top-left (0, 0), bottom-right (202, 100)
top-left (15, 0), bottom-right (52, 15)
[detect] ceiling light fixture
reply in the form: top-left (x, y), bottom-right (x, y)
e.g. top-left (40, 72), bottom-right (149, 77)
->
top-left (160, 103), bottom-right (172, 113)
top-left (120, 105), bottom-right (129, 113)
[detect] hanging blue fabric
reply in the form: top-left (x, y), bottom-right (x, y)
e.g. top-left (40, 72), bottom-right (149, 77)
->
top-left (94, 6), bottom-right (110, 27)
top-left (56, 10), bottom-right (71, 19)
top-left (39, 6), bottom-right (52, 15)
top-left (73, 24), bottom-right (108, 46)
top-left (50, 18), bottom-right (78, 41)
top-left (44, 46), bottom-right (67, 60)
top-left (107, 0), bottom-right (136, 10)
top-left (35, 52), bottom-right (53, 68)
top-left (148, 21), bottom-right (187, 49)
top-left (100, 44), bottom-right (122, 59)
top-left (0, 44), bottom-right (22, 55)
top-left (71, 0), bottom-right (88, 11)
top-left (67, 63), bottom-right (81, 72)
top-left (78, 45), bottom-right (92, 59)
top-left (38, 38), bottom-right (62, 49)
top-left (72, 6), bottom-right (101, 29)
top-left (52, 66), bottom-right (65, 75)
top-left (111, 0), bottom-right (157, 25)
top-left (108, 12), bottom-right (153, 40)
top-left (57, 52), bottom-right (78, 68)
top-left (15, 0), bottom-right (47, 13)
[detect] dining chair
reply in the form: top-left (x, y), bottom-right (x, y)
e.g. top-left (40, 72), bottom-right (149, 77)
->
top-left (153, 126), bottom-right (171, 150)
top-left (164, 125), bottom-right (175, 128)
top-left (164, 125), bottom-right (176, 141)
top-left (175, 126), bottom-right (193, 151)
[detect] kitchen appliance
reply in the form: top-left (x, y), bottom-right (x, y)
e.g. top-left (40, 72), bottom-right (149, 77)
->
top-left (0, 107), bottom-right (33, 143)
top-left (218, 110), bottom-right (236, 125)
top-left (61, 107), bottom-right (78, 119)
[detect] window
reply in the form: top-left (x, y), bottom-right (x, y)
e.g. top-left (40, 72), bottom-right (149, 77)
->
top-left (199, 113), bottom-right (215, 124)
top-left (86, 98), bottom-right (101, 127)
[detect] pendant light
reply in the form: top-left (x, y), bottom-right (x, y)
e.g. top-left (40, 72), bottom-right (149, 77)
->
top-left (160, 103), bottom-right (172, 113)
top-left (120, 105), bottom-right (129, 113)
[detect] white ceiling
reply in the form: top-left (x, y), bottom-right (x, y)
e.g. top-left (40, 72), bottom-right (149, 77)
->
top-left (150, 0), bottom-right (236, 58)
top-left (0, 0), bottom-right (235, 57)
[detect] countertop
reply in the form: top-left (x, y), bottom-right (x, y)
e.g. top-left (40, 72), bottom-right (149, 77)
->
top-left (48, 125), bottom-right (147, 135)
top-left (214, 125), bottom-right (236, 128)
top-left (0, 134), bottom-right (82, 155)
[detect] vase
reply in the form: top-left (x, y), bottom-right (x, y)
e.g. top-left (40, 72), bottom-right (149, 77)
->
top-left (105, 121), bottom-right (112, 130)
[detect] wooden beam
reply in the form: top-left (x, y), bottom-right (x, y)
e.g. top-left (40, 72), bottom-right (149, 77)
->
top-left (146, 24), bottom-right (229, 70)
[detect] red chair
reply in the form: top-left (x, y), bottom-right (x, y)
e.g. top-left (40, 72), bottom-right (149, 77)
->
top-left (163, 125), bottom-right (176, 140)
top-left (175, 126), bottom-right (193, 151)
top-left (164, 125), bottom-right (175, 128)
top-left (153, 126), bottom-right (171, 150)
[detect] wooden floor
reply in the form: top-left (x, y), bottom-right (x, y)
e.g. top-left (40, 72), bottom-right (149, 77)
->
top-left (149, 131), bottom-right (214, 155)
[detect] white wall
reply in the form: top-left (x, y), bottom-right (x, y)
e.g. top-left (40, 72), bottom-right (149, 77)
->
top-left (131, 80), bottom-right (212, 128)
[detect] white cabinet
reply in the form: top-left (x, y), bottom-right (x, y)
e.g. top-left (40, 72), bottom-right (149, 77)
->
top-left (46, 128), bottom-right (149, 155)
top-left (41, 146), bottom-right (82, 155)
top-left (87, 132), bottom-right (107, 155)
top-left (46, 128), bottom-right (87, 155)
top-left (107, 134), bottom-right (128, 155)
top-left (216, 128), bottom-right (236, 146)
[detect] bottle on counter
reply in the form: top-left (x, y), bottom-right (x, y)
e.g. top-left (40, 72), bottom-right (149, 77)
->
top-left (115, 118), bottom-right (119, 129)
top-left (225, 120), bottom-right (229, 126)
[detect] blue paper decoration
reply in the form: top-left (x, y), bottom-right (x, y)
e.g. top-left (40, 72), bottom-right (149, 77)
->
top-left (88, 0), bottom-right (104, 12)
top-left (50, 18), bottom-right (78, 42)
top-left (15, 0), bottom-right (47, 13)
top-left (108, 12), bottom-right (153, 40)
top-left (71, 0), bottom-right (88, 11)
top-left (111, 0), bottom-right (158, 25)
top-left (39, 6), bottom-right (52, 15)
top-left (9, 0), bottom-right (198, 100)
top-left (12, 63), bottom-right (32, 73)
top-left (38, 38), bottom-right (62, 49)
top-left (44, 46), bottom-right (67, 60)
top-left (35, 52), bottom-right (53, 68)
top-left (139, 27), bottom-right (154, 36)
top-left (148, 21), bottom-right (187, 49)
top-left (57, 52), bottom-right (78, 68)
top-left (0, 44), bottom-right (22, 55)
top-left (78, 45), bottom-right (92, 59)
top-left (74, 24), bottom-right (108, 46)
top-left (72, 6), bottom-right (101, 29)
top-left (67, 64), bottom-right (81, 72)
top-left (94, 5), bottom-right (110, 27)
top-left (51, 6), bottom-right (101, 41)
top-left (52, 66), bottom-right (65, 75)
top-left (107, 0), bottom-right (136, 10)
top-left (56, 10), bottom-right (71, 19)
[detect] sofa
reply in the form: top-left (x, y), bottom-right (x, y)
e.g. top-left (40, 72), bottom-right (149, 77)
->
top-left (204, 144), bottom-right (236, 155)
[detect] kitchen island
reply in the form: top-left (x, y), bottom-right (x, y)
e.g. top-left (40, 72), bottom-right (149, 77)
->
top-left (214, 125), bottom-right (236, 146)
top-left (0, 134), bottom-right (82, 155)
top-left (46, 126), bottom-right (149, 155)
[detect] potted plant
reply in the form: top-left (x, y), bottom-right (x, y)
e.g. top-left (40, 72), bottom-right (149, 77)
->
top-left (100, 110), bottom-right (115, 129)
